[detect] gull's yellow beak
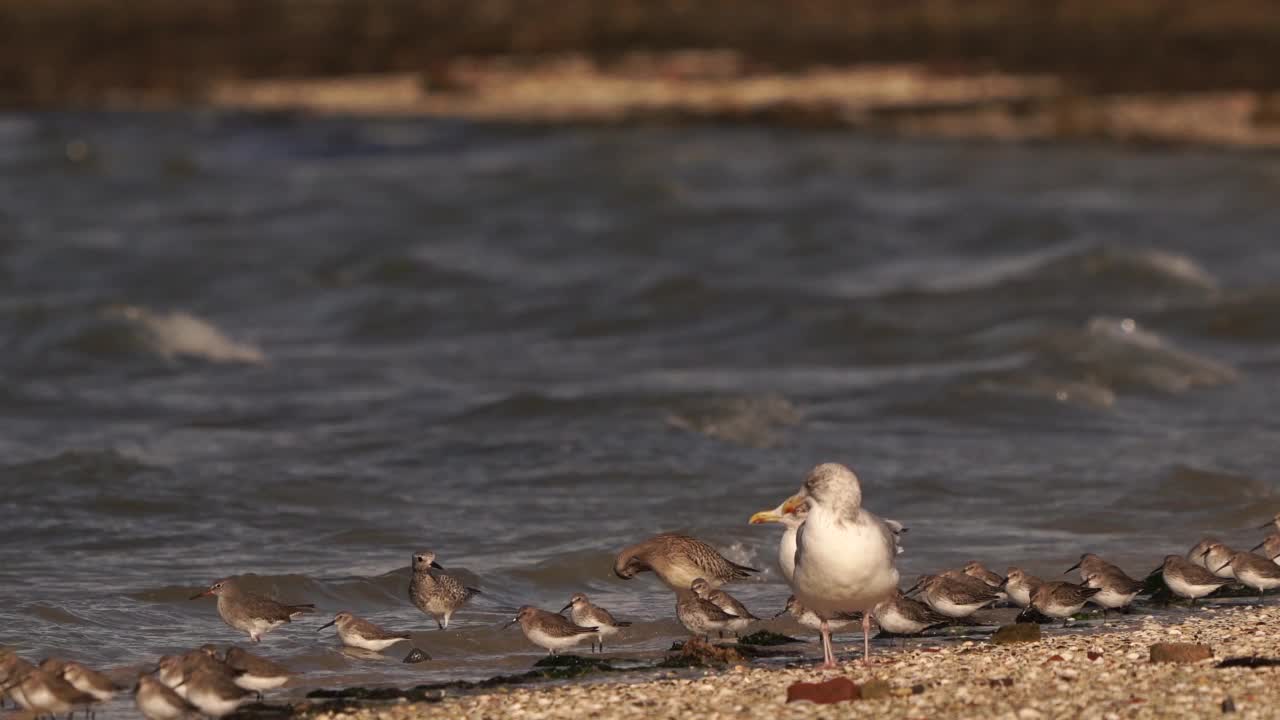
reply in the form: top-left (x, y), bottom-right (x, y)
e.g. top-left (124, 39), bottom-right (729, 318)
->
top-left (749, 507), bottom-right (783, 525)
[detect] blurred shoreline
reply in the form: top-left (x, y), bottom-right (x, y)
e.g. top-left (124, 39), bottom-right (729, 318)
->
top-left (5, 0), bottom-right (1280, 145)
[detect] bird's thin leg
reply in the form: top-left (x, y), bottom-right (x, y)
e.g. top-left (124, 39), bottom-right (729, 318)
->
top-left (862, 613), bottom-right (873, 666)
top-left (819, 620), bottom-right (836, 669)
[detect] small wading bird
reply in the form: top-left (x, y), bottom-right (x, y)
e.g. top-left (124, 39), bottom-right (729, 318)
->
top-left (318, 612), bottom-right (413, 652)
top-left (691, 578), bottom-right (758, 638)
top-left (614, 534), bottom-right (758, 589)
top-left (506, 606), bottom-right (598, 655)
top-left (190, 578), bottom-right (314, 643)
top-left (409, 550), bottom-right (482, 630)
top-left (560, 594), bottom-right (631, 653)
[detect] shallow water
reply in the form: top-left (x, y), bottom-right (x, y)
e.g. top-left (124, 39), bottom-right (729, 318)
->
top-left (2, 112), bottom-right (1280, 712)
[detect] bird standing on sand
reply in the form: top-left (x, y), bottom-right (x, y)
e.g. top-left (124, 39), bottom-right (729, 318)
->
top-left (691, 578), bottom-right (758, 638)
top-left (614, 534), bottom-right (758, 589)
top-left (962, 561), bottom-right (1005, 589)
top-left (1251, 535), bottom-right (1280, 564)
top-left (1195, 541), bottom-right (1239, 579)
top-left (909, 574), bottom-right (1001, 619)
top-left (1213, 550), bottom-right (1280, 603)
top-left (182, 666), bottom-right (253, 718)
top-left (1080, 568), bottom-right (1144, 621)
top-left (1064, 552), bottom-right (1125, 580)
top-left (775, 595), bottom-right (859, 633)
top-left (1158, 555), bottom-right (1232, 605)
top-left (135, 673), bottom-right (199, 720)
top-left (873, 589), bottom-right (950, 636)
top-left (190, 578), bottom-right (314, 643)
top-left (750, 500), bottom-right (908, 582)
top-left (1024, 581), bottom-right (1101, 624)
top-left (59, 661), bottom-right (121, 703)
top-left (675, 585), bottom-right (739, 640)
top-left (506, 606), bottom-right (598, 655)
top-left (4, 669), bottom-right (96, 718)
top-left (1002, 568), bottom-right (1044, 609)
top-left (1187, 538), bottom-right (1226, 572)
top-left (1258, 512), bottom-right (1280, 533)
top-left (410, 550), bottom-right (481, 630)
top-left (318, 612), bottom-right (412, 652)
top-left (561, 594), bottom-right (630, 653)
top-left (222, 647), bottom-right (292, 693)
top-left (0, 652), bottom-right (35, 710)
top-left (768, 463), bottom-right (899, 668)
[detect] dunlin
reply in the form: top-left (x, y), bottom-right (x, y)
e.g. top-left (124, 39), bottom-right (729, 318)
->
top-left (614, 534), bottom-right (758, 590)
top-left (506, 606), bottom-right (598, 655)
top-left (60, 661), bottom-right (121, 703)
top-left (962, 561), bottom-right (1005, 589)
top-left (223, 647), bottom-right (292, 693)
top-left (772, 463), bottom-right (899, 667)
top-left (136, 672), bottom-right (200, 720)
top-left (1157, 554), bottom-right (1232, 605)
top-left (181, 666), bottom-right (253, 718)
top-left (1214, 550), bottom-right (1280, 603)
top-left (561, 593), bottom-right (631, 653)
top-left (1251, 534), bottom-right (1280, 563)
top-left (675, 586), bottom-right (739, 640)
top-left (1002, 567), bottom-right (1044, 609)
top-left (908, 573), bottom-right (1000, 619)
top-left (190, 578), bottom-right (315, 643)
top-left (1256, 512), bottom-right (1280, 532)
top-left (410, 550), bottom-right (481, 630)
top-left (157, 651), bottom-right (236, 699)
top-left (318, 612), bottom-right (412, 652)
top-left (0, 652), bottom-right (35, 711)
top-left (1064, 553), bottom-right (1126, 580)
top-left (1187, 537), bottom-right (1223, 569)
top-left (691, 578), bottom-right (758, 638)
top-left (1195, 541), bottom-right (1239, 579)
top-left (873, 589), bottom-right (950, 636)
top-left (4, 669), bottom-right (96, 718)
top-left (1026, 581), bottom-right (1100, 623)
top-left (1080, 568), bottom-right (1144, 621)
top-left (775, 595), bottom-right (858, 633)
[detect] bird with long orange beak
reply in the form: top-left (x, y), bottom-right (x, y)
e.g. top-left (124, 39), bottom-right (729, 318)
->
top-left (753, 463), bottom-right (899, 669)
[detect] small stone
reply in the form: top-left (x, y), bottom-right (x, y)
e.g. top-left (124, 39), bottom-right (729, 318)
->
top-left (402, 647), bottom-right (431, 663)
top-left (1018, 708), bottom-right (1043, 720)
top-left (860, 679), bottom-right (891, 700)
top-left (993, 624), bottom-right (1042, 645)
top-left (1087, 651), bottom-right (1103, 662)
top-left (1150, 643), bottom-right (1214, 664)
top-left (785, 677), bottom-right (859, 704)
top-left (988, 677), bottom-right (1014, 688)
top-left (1222, 696), bottom-right (1237, 713)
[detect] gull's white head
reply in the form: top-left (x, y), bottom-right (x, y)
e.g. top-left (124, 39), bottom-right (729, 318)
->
top-left (800, 462), bottom-right (862, 512)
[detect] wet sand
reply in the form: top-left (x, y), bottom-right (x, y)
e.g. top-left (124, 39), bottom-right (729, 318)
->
top-left (298, 605), bottom-right (1280, 719)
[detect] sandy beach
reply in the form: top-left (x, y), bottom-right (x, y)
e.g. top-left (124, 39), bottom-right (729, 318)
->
top-left (297, 605), bottom-right (1280, 720)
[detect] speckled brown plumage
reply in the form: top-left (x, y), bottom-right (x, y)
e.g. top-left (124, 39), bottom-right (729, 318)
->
top-left (614, 534), bottom-right (757, 589)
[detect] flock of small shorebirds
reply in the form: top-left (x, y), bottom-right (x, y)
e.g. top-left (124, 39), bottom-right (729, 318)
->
top-left (4, 462), bottom-right (1280, 720)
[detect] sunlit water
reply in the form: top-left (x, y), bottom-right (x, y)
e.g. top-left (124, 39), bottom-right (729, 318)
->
top-left (2, 112), bottom-right (1280, 714)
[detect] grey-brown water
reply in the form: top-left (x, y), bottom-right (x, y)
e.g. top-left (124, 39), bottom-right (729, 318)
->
top-left (2, 113), bottom-right (1279, 712)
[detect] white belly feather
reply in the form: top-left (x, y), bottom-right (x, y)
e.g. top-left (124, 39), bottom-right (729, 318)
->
top-left (792, 508), bottom-right (898, 617)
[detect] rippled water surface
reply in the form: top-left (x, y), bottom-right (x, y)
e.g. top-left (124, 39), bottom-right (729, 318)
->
top-left (3, 112), bottom-right (1280, 709)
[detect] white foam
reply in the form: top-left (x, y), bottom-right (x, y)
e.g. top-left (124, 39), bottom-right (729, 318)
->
top-left (107, 305), bottom-right (267, 365)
